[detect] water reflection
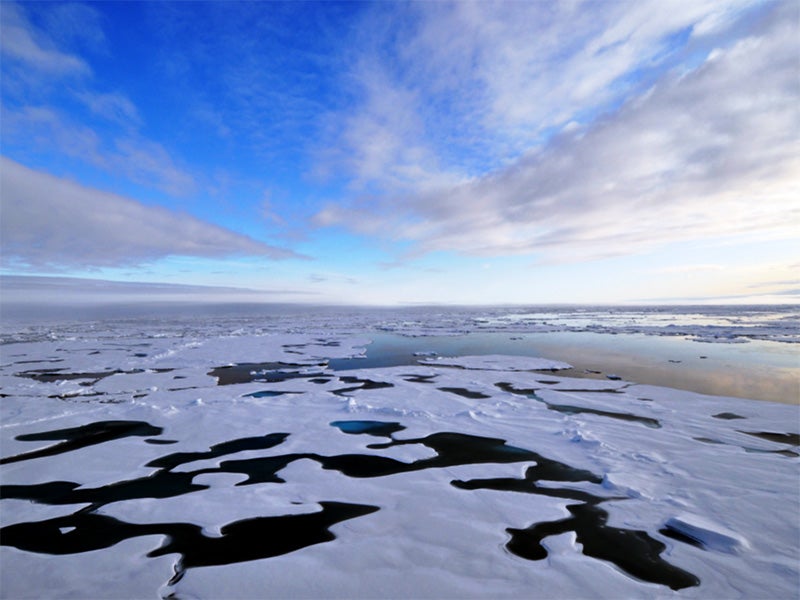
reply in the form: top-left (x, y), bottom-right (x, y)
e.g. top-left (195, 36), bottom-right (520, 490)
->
top-left (328, 332), bottom-right (799, 404)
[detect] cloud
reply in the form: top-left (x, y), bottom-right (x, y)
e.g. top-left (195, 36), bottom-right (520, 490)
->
top-left (308, 273), bottom-right (358, 285)
top-left (259, 192), bottom-right (286, 226)
top-left (748, 279), bottom-right (800, 290)
top-left (656, 264), bottom-right (726, 274)
top-left (112, 137), bottom-right (196, 197)
top-left (0, 158), bottom-right (305, 270)
top-left (319, 0), bottom-right (760, 188)
top-left (1, 105), bottom-right (196, 196)
top-left (317, 2), bottom-right (799, 264)
top-left (76, 91), bottom-right (141, 128)
top-left (317, 57), bottom-right (467, 194)
top-left (38, 2), bottom-right (107, 54)
top-left (1, 3), bottom-right (194, 197)
top-left (0, 2), bottom-right (90, 76)
top-left (0, 275), bottom-right (317, 303)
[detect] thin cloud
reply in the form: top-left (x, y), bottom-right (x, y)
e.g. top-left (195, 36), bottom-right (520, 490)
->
top-left (0, 275), bottom-right (317, 301)
top-left (76, 91), bottom-right (142, 128)
top-left (656, 264), bottom-right (726, 274)
top-left (1, 3), bottom-right (196, 197)
top-left (1, 105), bottom-right (197, 197)
top-left (0, 158), bottom-right (306, 270)
top-left (319, 0), bottom-right (760, 188)
top-left (0, 2), bottom-right (90, 76)
top-left (316, 3), bottom-right (799, 264)
top-left (38, 2), bottom-right (107, 55)
top-left (308, 273), bottom-right (358, 285)
top-left (748, 279), bottom-right (800, 290)
top-left (113, 137), bottom-right (196, 197)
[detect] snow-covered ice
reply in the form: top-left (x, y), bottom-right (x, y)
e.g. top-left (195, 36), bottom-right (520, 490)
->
top-left (1, 310), bottom-right (798, 598)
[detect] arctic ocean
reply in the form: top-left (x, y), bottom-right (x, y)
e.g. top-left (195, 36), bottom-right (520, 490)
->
top-left (1, 305), bottom-right (798, 599)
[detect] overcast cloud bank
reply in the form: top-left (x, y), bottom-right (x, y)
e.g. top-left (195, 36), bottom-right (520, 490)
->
top-left (0, 158), bottom-right (304, 269)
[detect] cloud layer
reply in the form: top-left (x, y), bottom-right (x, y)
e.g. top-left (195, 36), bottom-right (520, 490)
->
top-left (1, 0), bottom-right (796, 303)
top-left (0, 158), bottom-right (302, 269)
top-left (316, 1), bottom-right (799, 263)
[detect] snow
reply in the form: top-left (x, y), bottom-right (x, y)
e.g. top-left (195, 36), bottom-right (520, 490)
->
top-left (1, 310), bottom-right (798, 598)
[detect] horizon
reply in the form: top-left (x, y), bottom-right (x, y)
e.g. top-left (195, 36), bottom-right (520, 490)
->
top-left (2, 274), bottom-right (798, 315)
top-left (1, 1), bottom-right (798, 305)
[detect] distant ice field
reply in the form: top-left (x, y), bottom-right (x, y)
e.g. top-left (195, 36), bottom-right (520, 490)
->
top-left (1, 305), bottom-right (798, 598)
top-left (5, 304), bottom-right (797, 403)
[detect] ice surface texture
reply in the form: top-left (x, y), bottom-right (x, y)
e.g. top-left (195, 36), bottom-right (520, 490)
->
top-left (1, 322), bottom-right (798, 599)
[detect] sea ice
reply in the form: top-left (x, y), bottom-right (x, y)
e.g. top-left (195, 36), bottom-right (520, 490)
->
top-left (1, 316), bottom-right (798, 599)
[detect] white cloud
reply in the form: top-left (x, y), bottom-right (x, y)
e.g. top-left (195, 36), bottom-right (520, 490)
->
top-left (656, 264), bottom-right (726, 274)
top-left (322, 0), bottom-right (761, 187)
top-left (260, 192), bottom-right (286, 226)
top-left (112, 137), bottom-right (196, 197)
top-left (318, 58), bottom-right (466, 194)
top-left (1, 105), bottom-right (197, 196)
top-left (76, 91), bottom-right (141, 127)
top-left (0, 158), bottom-right (305, 269)
top-left (0, 2), bottom-right (90, 76)
top-left (317, 2), bottom-right (799, 264)
top-left (1, 3), bottom-right (194, 197)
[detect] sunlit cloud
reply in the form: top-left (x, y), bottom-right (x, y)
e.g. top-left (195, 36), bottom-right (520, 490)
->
top-left (316, 3), bottom-right (799, 264)
top-left (656, 264), bottom-right (726, 274)
top-left (319, 0), bottom-right (762, 184)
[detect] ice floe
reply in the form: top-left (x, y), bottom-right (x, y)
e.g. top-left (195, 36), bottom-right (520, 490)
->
top-left (1, 315), bottom-right (798, 599)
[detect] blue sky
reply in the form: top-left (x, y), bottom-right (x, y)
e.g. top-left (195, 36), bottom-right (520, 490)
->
top-left (1, 0), bottom-right (798, 305)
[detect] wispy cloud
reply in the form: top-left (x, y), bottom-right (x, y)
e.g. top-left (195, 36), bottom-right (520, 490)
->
top-left (308, 272), bottom-right (358, 285)
top-left (656, 264), bottom-right (726, 274)
top-left (316, 57), bottom-right (466, 194)
top-left (1, 105), bottom-right (197, 196)
top-left (316, 2), bottom-right (799, 264)
top-left (0, 158), bottom-right (305, 269)
top-left (75, 91), bottom-right (141, 128)
top-left (1, 2), bottom-right (196, 197)
top-left (319, 0), bottom-right (760, 186)
top-left (0, 2), bottom-right (90, 76)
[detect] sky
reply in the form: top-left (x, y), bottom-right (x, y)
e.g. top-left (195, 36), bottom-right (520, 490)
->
top-left (1, 0), bottom-right (798, 306)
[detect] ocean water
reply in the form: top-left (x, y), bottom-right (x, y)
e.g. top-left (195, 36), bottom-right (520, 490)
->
top-left (328, 330), bottom-right (797, 403)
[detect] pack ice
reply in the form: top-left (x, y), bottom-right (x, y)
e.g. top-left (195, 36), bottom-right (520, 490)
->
top-left (1, 321), bottom-right (798, 599)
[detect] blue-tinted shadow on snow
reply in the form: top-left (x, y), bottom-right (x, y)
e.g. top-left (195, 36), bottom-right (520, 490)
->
top-left (495, 382), bottom-right (661, 428)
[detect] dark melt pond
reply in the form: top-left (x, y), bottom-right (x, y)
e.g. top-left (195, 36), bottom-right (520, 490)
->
top-left (1, 418), bottom-right (703, 590)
